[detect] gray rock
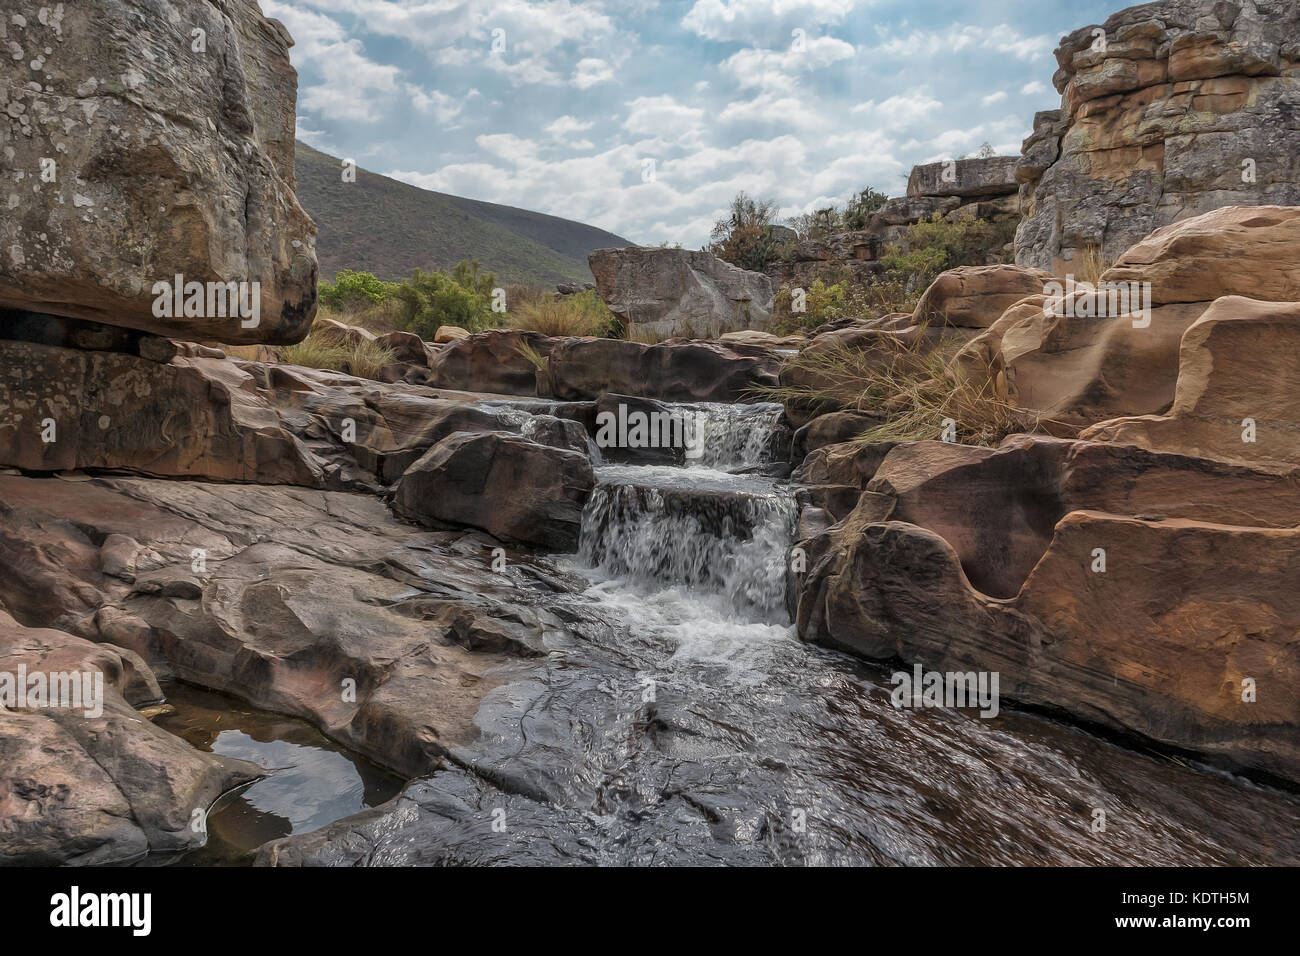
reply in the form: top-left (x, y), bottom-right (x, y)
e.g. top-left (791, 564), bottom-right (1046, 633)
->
top-left (589, 247), bottom-right (774, 338)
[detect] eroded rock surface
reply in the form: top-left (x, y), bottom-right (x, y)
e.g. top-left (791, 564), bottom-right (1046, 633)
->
top-left (0, 0), bottom-right (318, 343)
top-left (796, 436), bottom-right (1300, 782)
top-left (0, 474), bottom-right (585, 780)
top-left (589, 247), bottom-right (774, 338)
top-left (0, 615), bottom-right (261, 864)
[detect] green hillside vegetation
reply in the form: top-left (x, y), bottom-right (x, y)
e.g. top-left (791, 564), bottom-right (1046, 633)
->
top-left (294, 141), bottom-right (632, 288)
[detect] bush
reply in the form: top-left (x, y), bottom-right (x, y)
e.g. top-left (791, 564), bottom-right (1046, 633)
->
top-left (842, 187), bottom-right (889, 230)
top-left (390, 263), bottom-right (500, 338)
top-left (507, 289), bottom-right (621, 337)
top-left (879, 213), bottom-right (1015, 293)
top-left (319, 269), bottom-right (393, 310)
top-left (771, 276), bottom-right (919, 334)
top-left (707, 191), bottom-right (782, 271)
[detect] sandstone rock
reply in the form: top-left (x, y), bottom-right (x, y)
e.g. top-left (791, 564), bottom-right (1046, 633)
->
top-left (0, 621), bottom-right (261, 864)
top-left (374, 329), bottom-right (431, 367)
top-left (797, 435), bottom-right (1300, 781)
top-left (906, 156), bottom-right (1020, 199)
top-left (589, 247), bottom-right (774, 338)
top-left (1016, 0), bottom-right (1300, 273)
top-left (718, 330), bottom-right (806, 349)
top-left (0, 0), bottom-right (318, 344)
top-left (546, 337), bottom-right (781, 403)
top-left (964, 206), bottom-right (1300, 429)
top-left (912, 264), bottom-right (1057, 328)
top-left (1083, 296), bottom-right (1300, 468)
top-left (434, 325), bottom-right (470, 343)
top-left (791, 411), bottom-right (883, 458)
top-left (0, 341), bottom-right (322, 484)
top-left (1100, 205), bottom-right (1300, 305)
top-left (0, 474), bottom-right (578, 779)
top-left (393, 432), bottom-right (595, 551)
top-left (427, 329), bottom-right (558, 396)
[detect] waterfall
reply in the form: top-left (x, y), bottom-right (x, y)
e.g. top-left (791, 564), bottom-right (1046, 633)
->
top-left (574, 401), bottom-right (795, 623)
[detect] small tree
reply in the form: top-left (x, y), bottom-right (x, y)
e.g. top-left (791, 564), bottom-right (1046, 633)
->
top-left (707, 191), bottom-right (781, 271)
top-left (842, 187), bottom-right (889, 230)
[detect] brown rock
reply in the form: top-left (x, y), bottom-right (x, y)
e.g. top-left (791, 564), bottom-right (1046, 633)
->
top-left (393, 431), bottom-right (595, 551)
top-left (0, 341), bottom-right (322, 485)
top-left (797, 435), bottom-right (1300, 781)
top-left (547, 337), bottom-right (781, 403)
top-left (1083, 296), bottom-right (1300, 468)
top-left (912, 264), bottom-right (1057, 329)
top-left (0, 621), bottom-right (261, 864)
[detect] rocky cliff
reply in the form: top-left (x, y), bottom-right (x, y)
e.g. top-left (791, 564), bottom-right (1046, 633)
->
top-left (1015, 0), bottom-right (1300, 273)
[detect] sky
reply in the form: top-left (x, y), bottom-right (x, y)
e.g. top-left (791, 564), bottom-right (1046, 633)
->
top-left (265, 0), bottom-right (1121, 248)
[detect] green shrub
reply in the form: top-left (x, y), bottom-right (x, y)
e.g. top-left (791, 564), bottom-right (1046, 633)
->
top-left (319, 269), bottom-right (393, 310)
top-left (879, 213), bottom-right (1015, 292)
top-left (707, 191), bottom-right (782, 271)
top-left (390, 263), bottom-right (499, 338)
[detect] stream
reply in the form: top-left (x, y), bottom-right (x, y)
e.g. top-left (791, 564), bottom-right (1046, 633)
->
top-left (179, 401), bottom-right (1300, 865)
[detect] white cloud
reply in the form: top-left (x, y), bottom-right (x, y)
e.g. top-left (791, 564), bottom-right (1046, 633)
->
top-left (572, 57), bottom-right (615, 89)
top-left (981, 91), bottom-right (1007, 106)
top-left (720, 36), bottom-right (856, 93)
top-left (1021, 80), bottom-right (1048, 95)
top-left (682, 0), bottom-right (868, 43)
top-left (870, 24), bottom-right (1053, 62)
top-left (851, 92), bottom-right (944, 127)
top-left (622, 95), bottom-right (707, 137)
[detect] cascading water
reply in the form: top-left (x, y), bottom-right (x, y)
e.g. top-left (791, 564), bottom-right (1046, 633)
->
top-left (574, 402), bottom-right (796, 633)
top-left (263, 398), bottom-right (1300, 865)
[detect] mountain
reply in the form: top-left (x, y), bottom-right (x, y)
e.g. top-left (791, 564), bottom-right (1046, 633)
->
top-left (293, 142), bottom-right (633, 289)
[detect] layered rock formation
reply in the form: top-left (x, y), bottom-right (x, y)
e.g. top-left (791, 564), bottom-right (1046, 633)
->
top-left (0, 613), bottom-right (262, 863)
top-left (960, 205), bottom-right (1300, 429)
top-left (1015, 0), bottom-right (1300, 273)
top-left (796, 435), bottom-right (1300, 782)
top-left (589, 246), bottom-right (774, 338)
top-left (0, 473), bottom-right (571, 790)
top-left (0, 0), bottom-right (318, 343)
top-left (770, 156), bottom-right (1021, 289)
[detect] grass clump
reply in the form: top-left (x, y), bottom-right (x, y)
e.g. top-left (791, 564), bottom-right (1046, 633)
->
top-left (759, 331), bottom-right (1043, 447)
top-left (506, 289), bottom-right (621, 337)
top-left (280, 325), bottom-right (395, 379)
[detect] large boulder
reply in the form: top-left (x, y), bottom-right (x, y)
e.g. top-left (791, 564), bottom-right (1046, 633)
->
top-left (393, 431), bottom-right (595, 551)
top-left (0, 0), bottom-right (317, 343)
top-left (1015, 0), bottom-right (1300, 273)
top-left (906, 156), bottom-right (1020, 199)
top-left (796, 435), bottom-right (1300, 782)
top-left (426, 329), bottom-right (558, 396)
top-left (1083, 296), bottom-right (1300, 468)
top-left (0, 340), bottom-right (323, 484)
top-left (589, 247), bottom-right (774, 338)
top-left (0, 617), bottom-right (262, 864)
top-left (1100, 205), bottom-right (1300, 305)
top-left (962, 206), bottom-right (1300, 429)
top-left (912, 264), bottom-right (1056, 328)
top-left (546, 337), bottom-right (781, 403)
